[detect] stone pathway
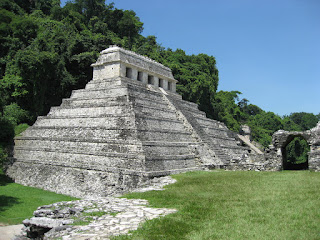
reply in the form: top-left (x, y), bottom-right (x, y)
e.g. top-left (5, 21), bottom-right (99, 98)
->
top-left (14, 176), bottom-right (177, 240)
top-left (0, 224), bottom-right (24, 240)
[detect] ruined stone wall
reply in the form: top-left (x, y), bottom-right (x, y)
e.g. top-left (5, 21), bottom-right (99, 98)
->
top-left (267, 122), bottom-right (320, 171)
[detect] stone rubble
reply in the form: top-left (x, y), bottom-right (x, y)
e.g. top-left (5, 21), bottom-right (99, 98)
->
top-left (14, 176), bottom-right (177, 240)
top-left (132, 175), bottom-right (177, 193)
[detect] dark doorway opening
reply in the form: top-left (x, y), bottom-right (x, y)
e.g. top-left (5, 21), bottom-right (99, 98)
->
top-left (282, 136), bottom-right (309, 170)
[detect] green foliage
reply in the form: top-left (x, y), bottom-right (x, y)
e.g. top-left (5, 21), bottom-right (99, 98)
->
top-left (285, 112), bottom-right (319, 131)
top-left (212, 91), bottom-right (243, 131)
top-left (285, 137), bottom-right (309, 167)
top-left (14, 123), bottom-right (29, 136)
top-left (248, 126), bottom-right (273, 148)
top-left (0, 144), bottom-right (8, 170)
top-left (246, 112), bottom-right (283, 147)
top-left (166, 50), bottom-right (219, 119)
top-left (3, 103), bottom-right (29, 125)
top-left (0, 0), bottom-right (24, 15)
top-left (0, 122), bottom-right (29, 169)
top-left (0, 116), bottom-right (14, 143)
top-left (0, 0), bottom-right (144, 126)
top-left (0, 115), bottom-right (14, 169)
top-left (282, 117), bottom-right (301, 131)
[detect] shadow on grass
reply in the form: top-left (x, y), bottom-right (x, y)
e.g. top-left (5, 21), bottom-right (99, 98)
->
top-left (0, 172), bottom-right (14, 186)
top-left (0, 172), bottom-right (19, 215)
top-left (0, 195), bottom-right (20, 213)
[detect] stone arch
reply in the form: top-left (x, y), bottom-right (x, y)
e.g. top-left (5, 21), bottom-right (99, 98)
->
top-left (281, 134), bottom-right (310, 170)
top-left (272, 130), bottom-right (312, 170)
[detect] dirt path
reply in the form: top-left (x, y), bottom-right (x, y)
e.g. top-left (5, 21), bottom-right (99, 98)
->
top-left (0, 224), bottom-right (24, 240)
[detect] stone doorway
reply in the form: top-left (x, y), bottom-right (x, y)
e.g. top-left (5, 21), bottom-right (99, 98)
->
top-left (282, 135), bottom-right (310, 170)
top-left (270, 123), bottom-right (319, 171)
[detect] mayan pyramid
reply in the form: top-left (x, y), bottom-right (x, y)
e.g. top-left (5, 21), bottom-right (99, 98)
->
top-left (7, 46), bottom-right (252, 197)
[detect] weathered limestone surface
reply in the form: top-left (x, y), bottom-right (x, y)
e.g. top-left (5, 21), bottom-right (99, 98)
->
top-left (6, 46), bottom-right (289, 198)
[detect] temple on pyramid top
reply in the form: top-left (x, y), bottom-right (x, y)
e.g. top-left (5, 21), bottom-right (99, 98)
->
top-left (91, 45), bottom-right (177, 92)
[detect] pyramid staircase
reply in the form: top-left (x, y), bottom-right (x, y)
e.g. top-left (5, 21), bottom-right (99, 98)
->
top-left (166, 94), bottom-right (251, 166)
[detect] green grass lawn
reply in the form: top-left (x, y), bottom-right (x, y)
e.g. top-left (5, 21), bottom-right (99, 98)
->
top-left (1, 170), bottom-right (319, 239)
top-left (0, 171), bottom-right (78, 225)
top-left (114, 170), bottom-right (320, 240)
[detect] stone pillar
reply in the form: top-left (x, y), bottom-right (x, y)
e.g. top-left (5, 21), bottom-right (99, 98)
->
top-left (131, 68), bottom-right (138, 81)
top-left (171, 82), bottom-right (176, 93)
top-left (141, 72), bottom-right (148, 84)
top-left (153, 76), bottom-right (159, 87)
top-left (120, 64), bottom-right (126, 78)
top-left (163, 79), bottom-right (168, 90)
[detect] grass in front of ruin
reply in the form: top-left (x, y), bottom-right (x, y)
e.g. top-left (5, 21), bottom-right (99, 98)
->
top-left (0, 170), bottom-right (78, 225)
top-left (114, 170), bottom-right (320, 240)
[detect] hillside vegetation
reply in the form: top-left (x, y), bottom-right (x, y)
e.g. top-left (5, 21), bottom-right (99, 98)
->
top-left (0, 0), bottom-right (319, 168)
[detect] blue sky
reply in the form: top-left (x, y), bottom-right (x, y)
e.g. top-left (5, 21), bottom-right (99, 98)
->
top-left (62, 0), bottom-right (319, 116)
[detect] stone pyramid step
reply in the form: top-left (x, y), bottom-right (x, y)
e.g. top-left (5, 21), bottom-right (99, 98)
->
top-left (145, 154), bottom-right (197, 172)
top-left (165, 90), bottom-right (183, 100)
top-left (47, 104), bottom-right (131, 118)
top-left (131, 96), bottom-right (169, 110)
top-left (70, 86), bottom-right (128, 99)
top-left (128, 87), bottom-right (164, 101)
top-left (195, 117), bottom-right (226, 128)
top-left (85, 77), bottom-right (123, 89)
top-left (181, 109), bottom-right (207, 118)
top-left (14, 147), bottom-right (145, 170)
top-left (14, 138), bottom-right (143, 155)
top-left (34, 115), bottom-right (135, 128)
top-left (202, 125), bottom-right (231, 136)
top-left (133, 105), bottom-right (177, 119)
top-left (61, 95), bottom-right (129, 108)
top-left (170, 98), bottom-right (201, 112)
top-left (142, 141), bottom-right (195, 156)
top-left (135, 116), bottom-right (186, 132)
top-left (206, 133), bottom-right (238, 142)
top-left (137, 129), bottom-right (193, 142)
top-left (21, 126), bottom-right (139, 141)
